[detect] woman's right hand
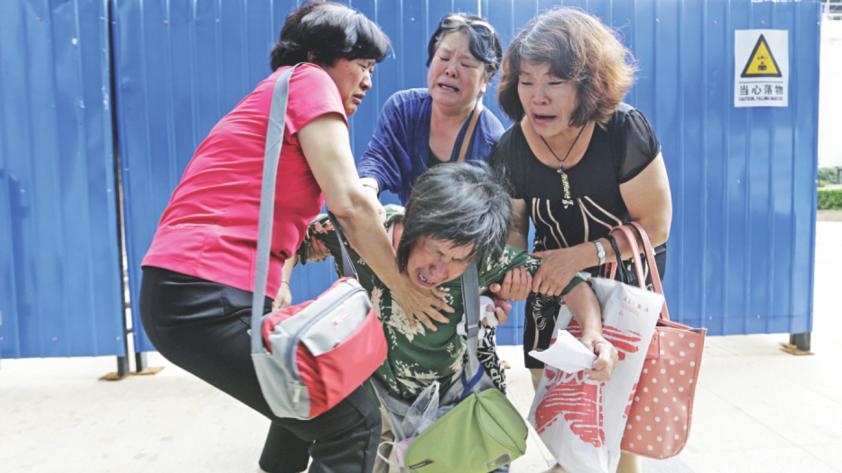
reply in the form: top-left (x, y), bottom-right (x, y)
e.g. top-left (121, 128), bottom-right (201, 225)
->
top-left (531, 247), bottom-right (585, 296)
top-left (582, 334), bottom-right (618, 382)
top-left (390, 274), bottom-right (453, 332)
top-left (272, 282), bottom-right (293, 312)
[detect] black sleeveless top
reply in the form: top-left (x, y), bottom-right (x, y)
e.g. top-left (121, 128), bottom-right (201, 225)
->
top-left (490, 104), bottom-right (661, 252)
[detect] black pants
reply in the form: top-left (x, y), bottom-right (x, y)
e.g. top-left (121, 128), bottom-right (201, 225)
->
top-left (140, 267), bottom-right (381, 473)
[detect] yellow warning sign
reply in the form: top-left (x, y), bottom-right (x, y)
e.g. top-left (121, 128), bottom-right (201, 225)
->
top-left (734, 29), bottom-right (788, 107)
top-left (740, 34), bottom-right (781, 78)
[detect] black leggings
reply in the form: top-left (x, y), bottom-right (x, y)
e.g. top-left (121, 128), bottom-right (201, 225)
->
top-left (140, 267), bottom-right (381, 473)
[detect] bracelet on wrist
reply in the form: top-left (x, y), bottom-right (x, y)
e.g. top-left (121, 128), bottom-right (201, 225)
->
top-left (593, 240), bottom-right (606, 266)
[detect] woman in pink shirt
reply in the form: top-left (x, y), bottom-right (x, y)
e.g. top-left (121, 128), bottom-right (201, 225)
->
top-left (139, 3), bottom-right (450, 472)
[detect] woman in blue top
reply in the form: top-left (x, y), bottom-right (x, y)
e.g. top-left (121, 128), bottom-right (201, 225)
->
top-left (283, 15), bottom-right (526, 326)
top-left (357, 13), bottom-right (505, 204)
top-left (343, 13), bottom-right (531, 329)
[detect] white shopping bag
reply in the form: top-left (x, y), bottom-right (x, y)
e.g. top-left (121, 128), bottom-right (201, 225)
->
top-left (528, 276), bottom-right (663, 473)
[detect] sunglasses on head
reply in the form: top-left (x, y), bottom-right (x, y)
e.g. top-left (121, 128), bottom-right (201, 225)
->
top-left (441, 15), bottom-right (494, 33)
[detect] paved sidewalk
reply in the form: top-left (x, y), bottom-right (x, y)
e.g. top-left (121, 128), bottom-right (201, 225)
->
top-left (818, 209), bottom-right (842, 222)
top-left (1, 222), bottom-right (840, 473)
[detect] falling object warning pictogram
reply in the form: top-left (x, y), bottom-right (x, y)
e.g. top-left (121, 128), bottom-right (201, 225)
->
top-left (740, 34), bottom-right (782, 78)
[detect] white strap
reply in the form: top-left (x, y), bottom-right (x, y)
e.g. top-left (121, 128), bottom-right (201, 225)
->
top-left (249, 66), bottom-right (297, 354)
top-left (249, 64), bottom-right (359, 354)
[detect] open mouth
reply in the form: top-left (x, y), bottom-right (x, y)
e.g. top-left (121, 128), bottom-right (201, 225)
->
top-left (416, 271), bottom-right (439, 288)
top-left (437, 83), bottom-right (461, 93)
top-left (532, 113), bottom-right (557, 123)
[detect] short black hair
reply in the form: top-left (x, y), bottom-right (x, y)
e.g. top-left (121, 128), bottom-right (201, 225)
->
top-left (426, 13), bottom-right (502, 81)
top-left (271, 2), bottom-right (391, 70)
top-left (397, 163), bottom-right (511, 272)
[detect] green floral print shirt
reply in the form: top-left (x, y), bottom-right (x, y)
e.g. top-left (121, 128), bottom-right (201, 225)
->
top-left (297, 205), bottom-right (581, 401)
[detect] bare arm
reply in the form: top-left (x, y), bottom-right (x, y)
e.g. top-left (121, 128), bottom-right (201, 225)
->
top-left (359, 177), bottom-right (380, 194)
top-left (298, 115), bottom-right (452, 327)
top-left (281, 255), bottom-right (296, 283)
top-left (359, 177), bottom-right (385, 223)
top-left (619, 152), bottom-right (672, 247)
top-left (507, 198), bottom-right (529, 250)
top-left (562, 282), bottom-right (617, 382)
top-left (562, 283), bottom-right (603, 338)
top-left (272, 256), bottom-right (297, 311)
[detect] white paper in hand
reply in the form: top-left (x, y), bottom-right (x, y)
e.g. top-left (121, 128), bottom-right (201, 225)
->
top-left (529, 329), bottom-right (596, 373)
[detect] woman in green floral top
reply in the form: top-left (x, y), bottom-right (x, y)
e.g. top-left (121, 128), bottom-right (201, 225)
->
top-left (295, 163), bottom-right (617, 402)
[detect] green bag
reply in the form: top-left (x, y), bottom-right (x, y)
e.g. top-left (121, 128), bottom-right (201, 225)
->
top-left (391, 263), bottom-right (527, 472)
top-left (402, 387), bottom-right (528, 472)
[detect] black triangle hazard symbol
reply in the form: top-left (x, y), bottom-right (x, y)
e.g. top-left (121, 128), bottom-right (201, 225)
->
top-left (740, 34), bottom-right (782, 78)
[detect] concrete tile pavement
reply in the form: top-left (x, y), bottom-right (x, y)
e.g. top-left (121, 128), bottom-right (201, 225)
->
top-left (1, 222), bottom-right (840, 473)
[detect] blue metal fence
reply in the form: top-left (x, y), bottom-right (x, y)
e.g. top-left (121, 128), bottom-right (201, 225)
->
top-left (0, 0), bottom-right (820, 359)
top-left (113, 0), bottom-right (497, 352)
top-left (0, 0), bottom-right (125, 358)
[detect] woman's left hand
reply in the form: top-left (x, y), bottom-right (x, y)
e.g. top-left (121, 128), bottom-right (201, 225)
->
top-left (272, 282), bottom-right (293, 312)
top-left (530, 248), bottom-right (584, 296)
top-left (581, 333), bottom-right (618, 382)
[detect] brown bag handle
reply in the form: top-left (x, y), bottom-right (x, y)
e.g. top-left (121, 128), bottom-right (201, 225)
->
top-left (608, 223), bottom-right (670, 321)
top-left (627, 222), bottom-right (671, 321)
top-left (609, 225), bottom-right (645, 286)
top-left (626, 222), bottom-right (664, 293)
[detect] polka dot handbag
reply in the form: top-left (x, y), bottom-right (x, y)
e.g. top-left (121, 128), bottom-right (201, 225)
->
top-left (613, 223), bottom-right (707, 459)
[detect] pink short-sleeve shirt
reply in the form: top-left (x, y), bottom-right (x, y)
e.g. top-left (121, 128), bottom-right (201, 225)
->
top-left (142, 64), bottom-right (346, 296)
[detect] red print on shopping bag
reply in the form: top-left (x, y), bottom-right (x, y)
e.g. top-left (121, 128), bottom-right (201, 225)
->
top-left (535, 370), bottom-right (605, 447)
top-left (567, 322), bottom-right (642, 361)
top-left (534, 324), bottom-right (643, 447)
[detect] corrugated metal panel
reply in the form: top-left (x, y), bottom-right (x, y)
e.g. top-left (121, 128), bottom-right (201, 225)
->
top-left (114, 0), bottom-right (305, 353)
top-left (116, 0), bottom-right (819, 351)
top-left (0, 0), bottom-right (125, 358)
top-left (115, 0), bottom-right (491, 352)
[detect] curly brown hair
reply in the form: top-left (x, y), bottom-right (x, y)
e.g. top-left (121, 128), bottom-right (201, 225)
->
top-left (497, 8), bottom-right (635, 127)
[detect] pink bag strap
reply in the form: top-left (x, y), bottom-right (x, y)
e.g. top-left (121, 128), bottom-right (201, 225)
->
top-left (626, 222), bottom-right (671, 321)
top-left (608, 225), bottom-right (645, 286)
top-left (626, 222), bottom-right (664, 294)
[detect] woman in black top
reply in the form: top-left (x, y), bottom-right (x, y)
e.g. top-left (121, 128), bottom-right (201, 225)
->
top-left (490, 8), bottom-right (672, 473)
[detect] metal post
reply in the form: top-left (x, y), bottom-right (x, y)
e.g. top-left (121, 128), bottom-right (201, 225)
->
top-left (116, 355), bottom-right (129, 377)
top-left (135, 350), bottom-right (148, 373)
top-left (788, 332), bottom-right (811, 352)
top-left (103, 0), bottom-right (140, 382)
